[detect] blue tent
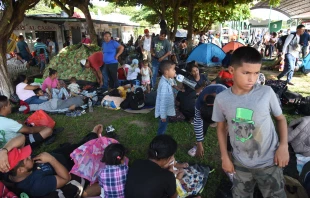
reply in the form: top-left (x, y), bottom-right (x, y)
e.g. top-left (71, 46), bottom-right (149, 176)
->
top-left (302, 53), bottom-right (310, 74)
top-left (187, 43), bottom-right (226, 67)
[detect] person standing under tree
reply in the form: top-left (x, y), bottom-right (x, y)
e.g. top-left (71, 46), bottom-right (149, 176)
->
top-left (140, 29), bottom-right (152, 68)
top-left (102, 32), bottom-right (124, 91)
top-left (151, 29), bottom-right (171, 89)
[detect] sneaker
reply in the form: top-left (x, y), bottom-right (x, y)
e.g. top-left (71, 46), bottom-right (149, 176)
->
top-left (188, 146), bottom-right (197, 157)
top-left (66, 111), bottom-right (76, 117)
top-left (288, 82), bottom-right (295, 86)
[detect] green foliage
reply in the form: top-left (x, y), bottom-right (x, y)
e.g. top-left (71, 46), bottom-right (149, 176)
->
top-left (26, 0), bottom-right (62, 14)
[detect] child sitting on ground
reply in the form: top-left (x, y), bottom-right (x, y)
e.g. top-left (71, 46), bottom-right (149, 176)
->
top-left (67, 77), bottom-right (80, 96)
top-left (140, 60), bottom-right (152, 93)
top-left (126, 59), bottom-right (140, 84)
top-left (98, 143), bottom-right (128, 198)
top-left (216, 66), bottom-right (233, 87)
top-left (33, 88), bottom-right (49, 101)
top-left (168, 159), bottom-right (190, 192)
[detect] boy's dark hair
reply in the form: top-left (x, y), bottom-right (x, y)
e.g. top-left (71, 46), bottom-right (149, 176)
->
top-left (17, 74), bottom-right (27, 84)
top-left (160, 29), bottom-right (167, 36)
top-left (82, 34), bottom-right (86, 38)
top-left (0, 95), bottom-right (9, 109)
top-left (36, 38), bottom-right (42, 42)
top-left (297, 25), bottom-right (305, 29)
top-left (148, 135), bottom-right (177, 160)
top-left (231, 47), bottom-right (262, 68)
top-left (200, 95), bottom-right (215, 123)
top-left (142, 60), bottom-right (148, 65)
top-left (109, 89), bottom-right (121, 97)
top-left (159, 60), bottom-right (175, 73)
top-left (102, 143), bottom-right (126, 165)
top-left (39, 48), bottom-right (45, 54)
top-left (8, 160), bottom-right (24, 176)
top-left (119, 59), bottom-right (125, 65)
top-left (33, 88), bottom-right (42, 95)
top-left (18, 35), bottom-right (24, 40)
top-left (49, 68), bottom-right (57, 76)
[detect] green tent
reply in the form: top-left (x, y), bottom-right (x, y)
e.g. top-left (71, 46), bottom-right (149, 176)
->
top-left (44, 44), bottom-right (101, 82)
top-left (270, 20), bottom-right (282, 33)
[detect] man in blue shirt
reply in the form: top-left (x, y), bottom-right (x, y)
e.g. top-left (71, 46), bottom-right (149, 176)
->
top-left (300, 30), bottom-right (310, 58)
top-left (34, 38), bottom-right (49, 62)
top-left (102, 32), bottom-right (124, 91)
top-left (16, 35), bottom-right (31, 62)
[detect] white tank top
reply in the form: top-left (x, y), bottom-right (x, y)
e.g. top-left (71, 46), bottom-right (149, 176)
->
top-left (141, 67), bottom-right (150, 81)
top-left (143, 36), bottom-right (151, 51)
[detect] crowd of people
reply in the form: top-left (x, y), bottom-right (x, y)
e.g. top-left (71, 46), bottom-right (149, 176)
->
top-left (1, 24), bottom-right (309, 197)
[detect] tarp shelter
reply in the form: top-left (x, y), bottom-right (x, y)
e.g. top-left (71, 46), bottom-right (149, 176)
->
top-left (43, 44), bottom-right (101, 82)
top-left (187, 43), bottom-right (226, 67)
top-left (222, 41), bottom-right (244, 53)
top-left (176, 29), bottom-right (187, 38)
top-left (270, 20), bottom-right (282, 33)
top-left (302, 53), bottom-right (310, 74)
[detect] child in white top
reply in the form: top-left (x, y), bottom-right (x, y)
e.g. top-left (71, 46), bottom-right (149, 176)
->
top-left (127, 59), bottom-right (140, 82)
top-left (67, 77), bottom-right (80, 96)
top-left (140, 60), bottom-right (152, 93)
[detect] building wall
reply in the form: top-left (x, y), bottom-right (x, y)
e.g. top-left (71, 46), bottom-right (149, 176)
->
top-left (13, 18), bottom-right (64, 52)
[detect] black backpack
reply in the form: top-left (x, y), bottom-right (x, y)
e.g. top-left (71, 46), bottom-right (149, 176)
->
top-left (295, 96), bottom-right (310, 115)
top-left (130, 87), bottom-right (145, 110)
top-left (277, 33), bottom-right (296, 51)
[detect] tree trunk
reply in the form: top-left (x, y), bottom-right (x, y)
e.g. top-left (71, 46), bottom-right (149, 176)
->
top-left (187, 0), bottom-right (195, 53)
top-left (170, 0), bottom-right (181, 42)
top-left (0, 35), bottom-right (13, 97)
top-left (80, 5), bottom-right (97, 45)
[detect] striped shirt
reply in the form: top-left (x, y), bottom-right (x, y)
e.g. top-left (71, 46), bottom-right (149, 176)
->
top-left (194, 84), bottom-right (227, 142)
top-left (34, 42), bottom-right (49, 58)
top-left (155, 76), bottom-right (176, 119)
top-left (98, 165), bottom-right (128, 198)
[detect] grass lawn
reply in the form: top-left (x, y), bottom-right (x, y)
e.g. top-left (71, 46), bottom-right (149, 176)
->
top-left (8, 64), bottom-right (310, 198)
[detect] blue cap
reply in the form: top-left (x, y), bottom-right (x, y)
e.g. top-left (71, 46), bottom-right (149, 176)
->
top-left (132, 59), bottom-right (139, 65)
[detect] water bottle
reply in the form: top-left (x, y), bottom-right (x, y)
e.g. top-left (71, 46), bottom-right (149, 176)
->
top-left (88, 98), bottom-right (93, 112)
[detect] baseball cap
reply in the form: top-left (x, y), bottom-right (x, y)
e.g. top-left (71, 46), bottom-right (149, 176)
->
top-left (144, 29), bottom-right (149, 34)
top-left (8, 145), bottom-right (32, 170)
top-left (132, 59), bottom-right (139, 65)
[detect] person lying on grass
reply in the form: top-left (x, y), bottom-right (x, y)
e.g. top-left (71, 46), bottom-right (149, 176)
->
top-left (0, 95), bottom-right (53, 148)
top-left (0, 124), bottom-right (105, 198)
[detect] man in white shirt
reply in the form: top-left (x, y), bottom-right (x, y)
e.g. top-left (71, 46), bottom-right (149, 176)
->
top-left (212, 32), bottom-right (222, 48)
top-left (47, 38), bottom-right (56, 58)
top-left (140, 29), bottom-right (152, 68)
top-left (277, 25), bottom-right (305, 85)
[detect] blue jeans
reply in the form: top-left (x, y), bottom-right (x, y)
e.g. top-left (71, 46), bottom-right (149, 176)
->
top-left (269, 45), bottom-right (274, 58)
top-left (157, 118), bottom-right (168, 135)
top-left (102, 65), bottom-right (109, 91)
top-left (152, 59), bottom-right (160, 88)
top-left (277, 53), bottom-right (296, 83)
top-left (24, 96), bottom-right (46, 104)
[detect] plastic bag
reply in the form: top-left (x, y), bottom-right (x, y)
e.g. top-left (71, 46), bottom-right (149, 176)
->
top-left (26, 110), bottom-right (55, 128)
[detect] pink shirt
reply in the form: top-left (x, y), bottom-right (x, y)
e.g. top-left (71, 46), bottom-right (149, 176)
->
top-left (42, 77), bottom-right (59, 91)
top-left (16, 82), bottom-right (35, 101)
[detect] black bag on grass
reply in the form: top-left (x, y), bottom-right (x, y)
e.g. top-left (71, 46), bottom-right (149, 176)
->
top-left (265, 79), bottom-right (288, 99)
top-left (295, 96), bottom-right (310, 115)
top-left (120, 87), bottom-right (145, 110)
top-left (282, 90), bottom-right (303, 105)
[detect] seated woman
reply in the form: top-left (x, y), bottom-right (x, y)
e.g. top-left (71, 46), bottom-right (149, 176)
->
top-left (16, 75), bottom-right (46, 104)
top-left (125, 135), bottom-right (178, 198)
top-left (42, 68), bottom-right (60, 97)
top-left (186, 61), bottom-right (209, 94)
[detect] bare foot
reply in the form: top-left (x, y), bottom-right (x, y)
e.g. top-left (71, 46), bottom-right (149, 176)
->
top-left (92, 124), bottom-right (103, 137)
top-left (68, 105), bottom-right (76, 111)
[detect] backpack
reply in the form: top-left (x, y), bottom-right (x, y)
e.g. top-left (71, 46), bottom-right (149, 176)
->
top-left (130, 87), bottom-right (145, 110)
top-left (295, 96), bottom-right (310, 115)
top-left (277, 33), bottom-right (296, 52)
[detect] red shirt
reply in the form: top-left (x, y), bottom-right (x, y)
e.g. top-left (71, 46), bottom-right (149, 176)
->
top-left (118, 67), bottom-right (129, 80)
top-left (218, 70), bottom-right (233, 87)
top-left (82, 38), bottom-right (91, 44)
top-left (88, 52), bottom-right (104, 71)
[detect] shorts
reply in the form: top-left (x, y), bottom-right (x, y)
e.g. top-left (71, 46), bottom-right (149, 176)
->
top-left (142, 80), bottom-right (150, 85)
top-left (25, 133), bottom-right (44, 146)
top-left (232, 158), bottom-right (286, 198)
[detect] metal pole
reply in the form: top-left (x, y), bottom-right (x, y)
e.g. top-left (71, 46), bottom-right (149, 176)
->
top-left (268, 5), bottom-right (272, 31)
top-left (238, 15), bottom-right (242, 42)
top-left (219, 23), bottom-right (222, 44)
